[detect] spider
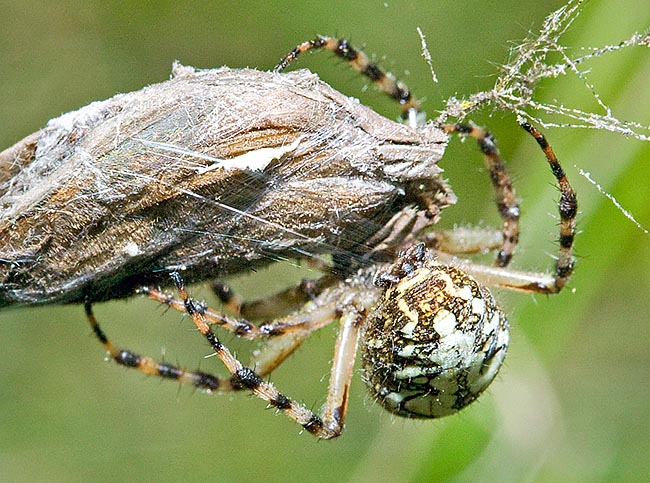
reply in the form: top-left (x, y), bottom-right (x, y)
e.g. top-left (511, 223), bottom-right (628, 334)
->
top-left (85, 36), bottom-right (577, 439)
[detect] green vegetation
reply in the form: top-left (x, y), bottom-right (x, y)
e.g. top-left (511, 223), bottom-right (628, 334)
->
top-left (1, 1), bottom-right (648, 481)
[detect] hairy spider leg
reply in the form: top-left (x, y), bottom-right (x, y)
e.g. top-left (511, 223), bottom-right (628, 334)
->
top-left (442, 123), bottom-right (520, 268)
top-left (90, 271), bottom-right (370, 438)
top-left (275, 35), bottom-right (420, 124)
top-left (142, 281), bottom-right (338, 340)
top-left (435, 122), bottom-right (576, 293)
top-left (87, 297), bottom-right (339, 394)
top-left (86, 302), bottom-right (224, 392)
top-left (143, 281), bottom-right (341, 377)
top-left (521, 121), bottom-right (576, 292)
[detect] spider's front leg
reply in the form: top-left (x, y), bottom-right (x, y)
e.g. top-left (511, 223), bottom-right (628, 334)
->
top-left (437, 122), bottom-right (577, 294)
top-left (442, 123), bottom-right (520, 268)
top-left (275, 35), bottom-right (420, 125)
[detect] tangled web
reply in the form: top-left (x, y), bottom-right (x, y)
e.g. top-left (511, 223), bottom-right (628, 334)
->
top-left (437, 0), bottom-right (650, 141)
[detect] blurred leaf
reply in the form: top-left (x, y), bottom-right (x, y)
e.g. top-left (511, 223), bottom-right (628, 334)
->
top-left (0, 1), bottom-right (648, 482)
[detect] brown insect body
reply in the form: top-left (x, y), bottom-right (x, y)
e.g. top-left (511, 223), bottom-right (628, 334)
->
top-left (0, 64), bottom-right (452, 307)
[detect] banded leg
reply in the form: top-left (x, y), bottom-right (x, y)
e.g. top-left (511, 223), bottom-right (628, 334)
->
top-left (520, 121), bottom-right (576, 292)
top-left (171, 272), bottom-right (362, 439)
top-left (88, 294), bottom-right (337, 393)
top-left (86, 302), bottom-right (224, 392)
top-left (144, 279), bottom-right (343, 380)
top-left (439, 122), bottom-right (576, 293)
top-left (275, 35), bottom-right (420, 125)
top-left (142, 284), bottom-right (339, 340)
top-left (442, 123), bottom-right (520, 269)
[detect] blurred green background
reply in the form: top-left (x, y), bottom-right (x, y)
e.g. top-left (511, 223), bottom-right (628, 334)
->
top-left (1, 1), bottom-right (649, 482)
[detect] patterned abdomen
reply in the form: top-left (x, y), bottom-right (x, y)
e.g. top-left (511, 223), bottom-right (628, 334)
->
top-left (361, 260), bottom-right (509, 418)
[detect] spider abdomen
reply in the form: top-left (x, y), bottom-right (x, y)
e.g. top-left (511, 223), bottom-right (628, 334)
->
top-left (361, 259), bottom-right (509, 418)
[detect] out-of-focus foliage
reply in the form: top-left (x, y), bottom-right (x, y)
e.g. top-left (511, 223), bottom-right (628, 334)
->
top-left (0, 1), bottom-right (648, 481)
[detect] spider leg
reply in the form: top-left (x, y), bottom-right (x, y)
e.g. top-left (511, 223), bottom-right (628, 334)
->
top-left (275, 35), bottom-right (420, 125)
top-left (437, 254), bottom-right (558, 293)
top-left (86, 302), bottom-right (225, 392)
top-left (442, 123), bottom-right (520, 269)
top-left (171, 271), bottom-right (362, 438)
top-left (426, 227), bottom-right (503, 255)
top-left (142, 275), bottom-right (355, 384)
top-left (87, 301), bottom-right (325, 393)
top-left (209, 256), bottom-right (333, 318)
top-left (88, 277), bottom-right (344, 394)
top-left (210, 273), bottom-right (337, 319)
top-left (439, 122), bottom-right (576, 293)
top-left (248, 329), bottom-right (314, 377)
top-left (521, 122), bottom-right (576, 292)
top-left (142, 282), bottom-right (339, 340)
top-left (274, 37), bottom-right (550, 276)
